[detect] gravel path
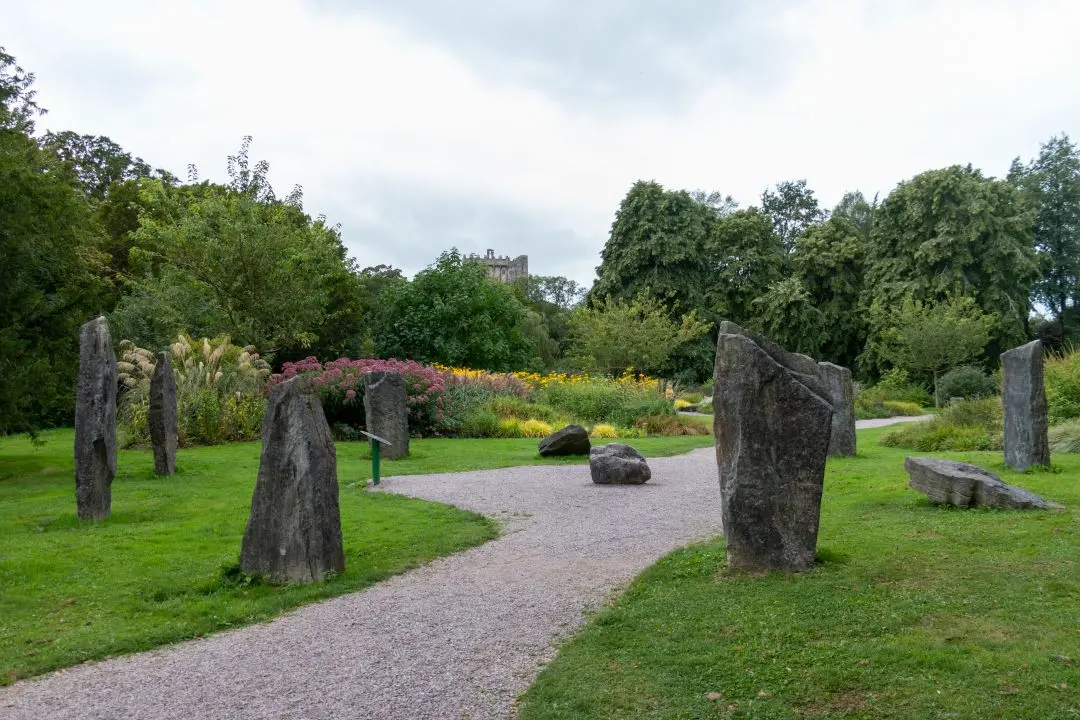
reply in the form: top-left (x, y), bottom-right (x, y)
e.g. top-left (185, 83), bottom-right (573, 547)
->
top-left (1, 448), bottom-right (724, 720)
top-left (1, 415), bottom-right (927, 719)
top-left (856, 414), bottom-right (935, 429)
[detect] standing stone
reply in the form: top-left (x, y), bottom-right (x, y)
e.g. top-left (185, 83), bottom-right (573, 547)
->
top-left (363, 371), bottom-right (409, 459)
top-left (240, 377), bottom-right (344, 583)
top-left (818, 362), bottom-right (857, 457)
top-left (148, 352), bottom-right (178, 476)
top-left (1001, 340), bottom-right (1050, 471)
top-left (74, 316), bottom-right (117, 520)
top-left (713, 321), bottom-right (833, 573)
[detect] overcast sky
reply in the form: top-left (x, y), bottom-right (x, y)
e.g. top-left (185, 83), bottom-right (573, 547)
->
top-left (8, 0), bottom-right (1080, 286)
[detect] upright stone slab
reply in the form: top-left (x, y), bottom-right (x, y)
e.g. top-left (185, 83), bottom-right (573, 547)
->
top-left (1001, 340), bottom-right (1050, 471)
top-left (240, 377), bottom-right (344, 584)
top-left (148, 352), bottom-right (178, 476)
top-left (713, 322), bottom-right (833, 572)
top-left (363, 371), bottom-right (409, 460)
top-left (74, 316), bottom-right (117, 520)
top-left (818, 362), bottom-right (857, 457)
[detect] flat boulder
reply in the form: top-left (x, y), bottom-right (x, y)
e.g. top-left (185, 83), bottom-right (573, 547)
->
top-left (240, 376), bottom-right (345, 583)
top-left (905, 456), bottom-right (1062, 510)
top-left (538, 424), bottom-right (591, 457)
top-left (590, 443), bottom-right (651, 485)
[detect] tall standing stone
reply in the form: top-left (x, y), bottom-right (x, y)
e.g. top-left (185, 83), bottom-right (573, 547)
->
top-left (74, 316), bottom-right (117, 520)
top-left (148, 352), bottom-right (178, 476)
top-left (818, 362), bottom-right (857, 457)
top-left (364, 371), bottom-right (409, 459)
top-left (713, 322), bottom-right (833, 572)
top-left (240, 376), bottom-right (344, 584)
top-left (1001, 339), bottom-right (1050, 471)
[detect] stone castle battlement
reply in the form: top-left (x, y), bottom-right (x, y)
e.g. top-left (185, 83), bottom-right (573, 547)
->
top-left (467, 249), bottom-right (529, 283)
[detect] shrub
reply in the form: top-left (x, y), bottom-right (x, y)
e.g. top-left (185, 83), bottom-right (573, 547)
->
top-left (879, 397), bottom-right (1003, 452)
top-left (497, 418), bottom-right (523, 438)
top-left (936, 365), bottom-right (996, 404)
top-left (541, 381), bottom-right (672, 427)
top-left (519, 419), bottom-right (554, 438)
top-left (117, 334), bottom-right (270, 447)
top-left (674, 399), bottom-right (694, 410)
top-left (1045, 347), bottom-right (1080, 424)
top-left (458, 409), bottom-right (500, 438)
top-left (271, 357), bottom-right (447, 436)
top-left (1049, 418), bottom-right (1080, 453)
top-left (435, 365), bottom-right (531, 397)
top-left (880, 400), bottom-right (924, 416)
top-left (680, 392), bottom-right (704, 404)
top-left (634, 414), bottom-right (711, 437)
top-left (590, 423), bottom-right (619, 438)
top-left (439, 384), bottom-right (495, 434)
top-left (490, 396), bottom-right (558, 423)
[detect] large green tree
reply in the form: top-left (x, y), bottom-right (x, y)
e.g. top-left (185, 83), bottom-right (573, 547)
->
top-left (1009, 134), bottom-right (1080, 325)
top-left (761, 179), bottom-right (827, 252)
top-left (376, 251), bottom-right (536, 370)
top-left (0, 50), bottom-right (110, 433)
top-left (864, 165), bottom-right (1037, 365)
top-left (40, 131), bottom-right (154, 203)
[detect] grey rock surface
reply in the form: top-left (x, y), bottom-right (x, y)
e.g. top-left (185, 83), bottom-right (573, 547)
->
top-left (819, 362), bottom-right (857, 456)
top-left (148, 352), bottom-right (178, 476)
top-left (714, 322), bottom-right (833, 572)
top-left (589, 443), bottom-right (651, 484)
top-left (240, 377), bottom-right (344, 583)
top-left (74, 316), bottom-right (117, 520)
top-left (1001, 340), bottom-right (1050, 471)
top-left (905, 456), bottom-right (1062, 509)
top-left (0, 448), bottom-right (723, 720)
top-left (538, 424), bottom-right (591, 457)
top-left (364, 371), bottom-right (409, 459)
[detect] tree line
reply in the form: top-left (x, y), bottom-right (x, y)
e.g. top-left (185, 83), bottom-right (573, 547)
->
top-left (4, 45), bottom-right (1080, 433)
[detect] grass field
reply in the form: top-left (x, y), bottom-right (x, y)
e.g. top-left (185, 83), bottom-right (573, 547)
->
top-left (518, 427), bottom-right (1080, 719)
top-left (0, 429), bottom-right (712, 684)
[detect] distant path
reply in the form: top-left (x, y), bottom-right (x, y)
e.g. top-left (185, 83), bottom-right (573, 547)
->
top-left (856, 414), bottom-right (935, 429)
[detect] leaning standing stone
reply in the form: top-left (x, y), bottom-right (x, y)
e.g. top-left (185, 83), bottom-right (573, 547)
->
top-left (148, 352), bottom-right (178, 476)
top-left (240, 376), bottom-right (344, 583)
top-left (1001, 340), bottom-right (1050, 471)
top-left (818, 362), bottom-right (856, 457)
top-left (364, 371), bottom-right (409, 459)
top-left (713, 321), bottom-right (833, 572)
top-left (74, 316), bottom-right (117, 520)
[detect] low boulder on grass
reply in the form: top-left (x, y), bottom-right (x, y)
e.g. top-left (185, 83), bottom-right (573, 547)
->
top-left (905, 456), bottom-right (1062, 510)
top-left (538, 424), bottom-right (591, 457)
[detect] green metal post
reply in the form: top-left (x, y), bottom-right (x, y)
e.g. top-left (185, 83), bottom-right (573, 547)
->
top-left (372, 440), bottom-right (381, 486)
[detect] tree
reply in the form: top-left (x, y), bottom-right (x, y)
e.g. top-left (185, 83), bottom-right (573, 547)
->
top-left (128, 141), bottom-right (363, 359)
top-left (1009, 134), bottom-right (1080, 325)
top-left (761, 179), bottom-right (827, 251)
top-left (0, 82), bottom-right (110, 434)
top-left (704, 208), bottom-right (786, 323)
top-left (864, 165), bottom-right (1038, 364)
top-left (749, 278), bottom-right (824, 357)
top-left (567, 295), bottom-right (711, 377)
top-left (0, 47), bottom-right (43, 133)
top-left (40, 131), bottom-right (153, 203)
top-left (831, 190), bottom-right (876, 243)
top-left (375, 250), bottom-right (536, 370)
top-left (792, 216), bottom-right (867, 368)
top-left (590, 181), bottom-right (714, 317)
top-left (513, 275), bottom-right (585, 310)
top-left (689, 189), bottom-right (738, 217)
top-left (878, 296), bottom-right (994, 406)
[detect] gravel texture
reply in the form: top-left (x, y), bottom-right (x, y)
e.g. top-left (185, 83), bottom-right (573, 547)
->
top-left (855, 414), bottom-right (935, 429)
top-left (1, 447), bottom-right (723, 720)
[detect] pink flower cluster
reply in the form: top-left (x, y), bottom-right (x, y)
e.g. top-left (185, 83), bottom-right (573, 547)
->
top-left (440, 370), bottom-right (530, 398)
top-left (270, 357), bottom-right (448, 428)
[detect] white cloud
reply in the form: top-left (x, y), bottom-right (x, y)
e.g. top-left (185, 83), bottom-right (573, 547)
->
top-left (7, 0), bottom-right (1080, 286)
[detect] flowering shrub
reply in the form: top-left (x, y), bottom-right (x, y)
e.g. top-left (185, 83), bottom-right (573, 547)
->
top-left (434, 364), bottom-right (530, 397)
top-left (270, 357), bottom-right (447, 436)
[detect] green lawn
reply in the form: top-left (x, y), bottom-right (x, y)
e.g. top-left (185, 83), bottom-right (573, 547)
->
top-left (0, 429), bottom-right (712, 685)
top-left (519, 427), bottom-right (1080, 719)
